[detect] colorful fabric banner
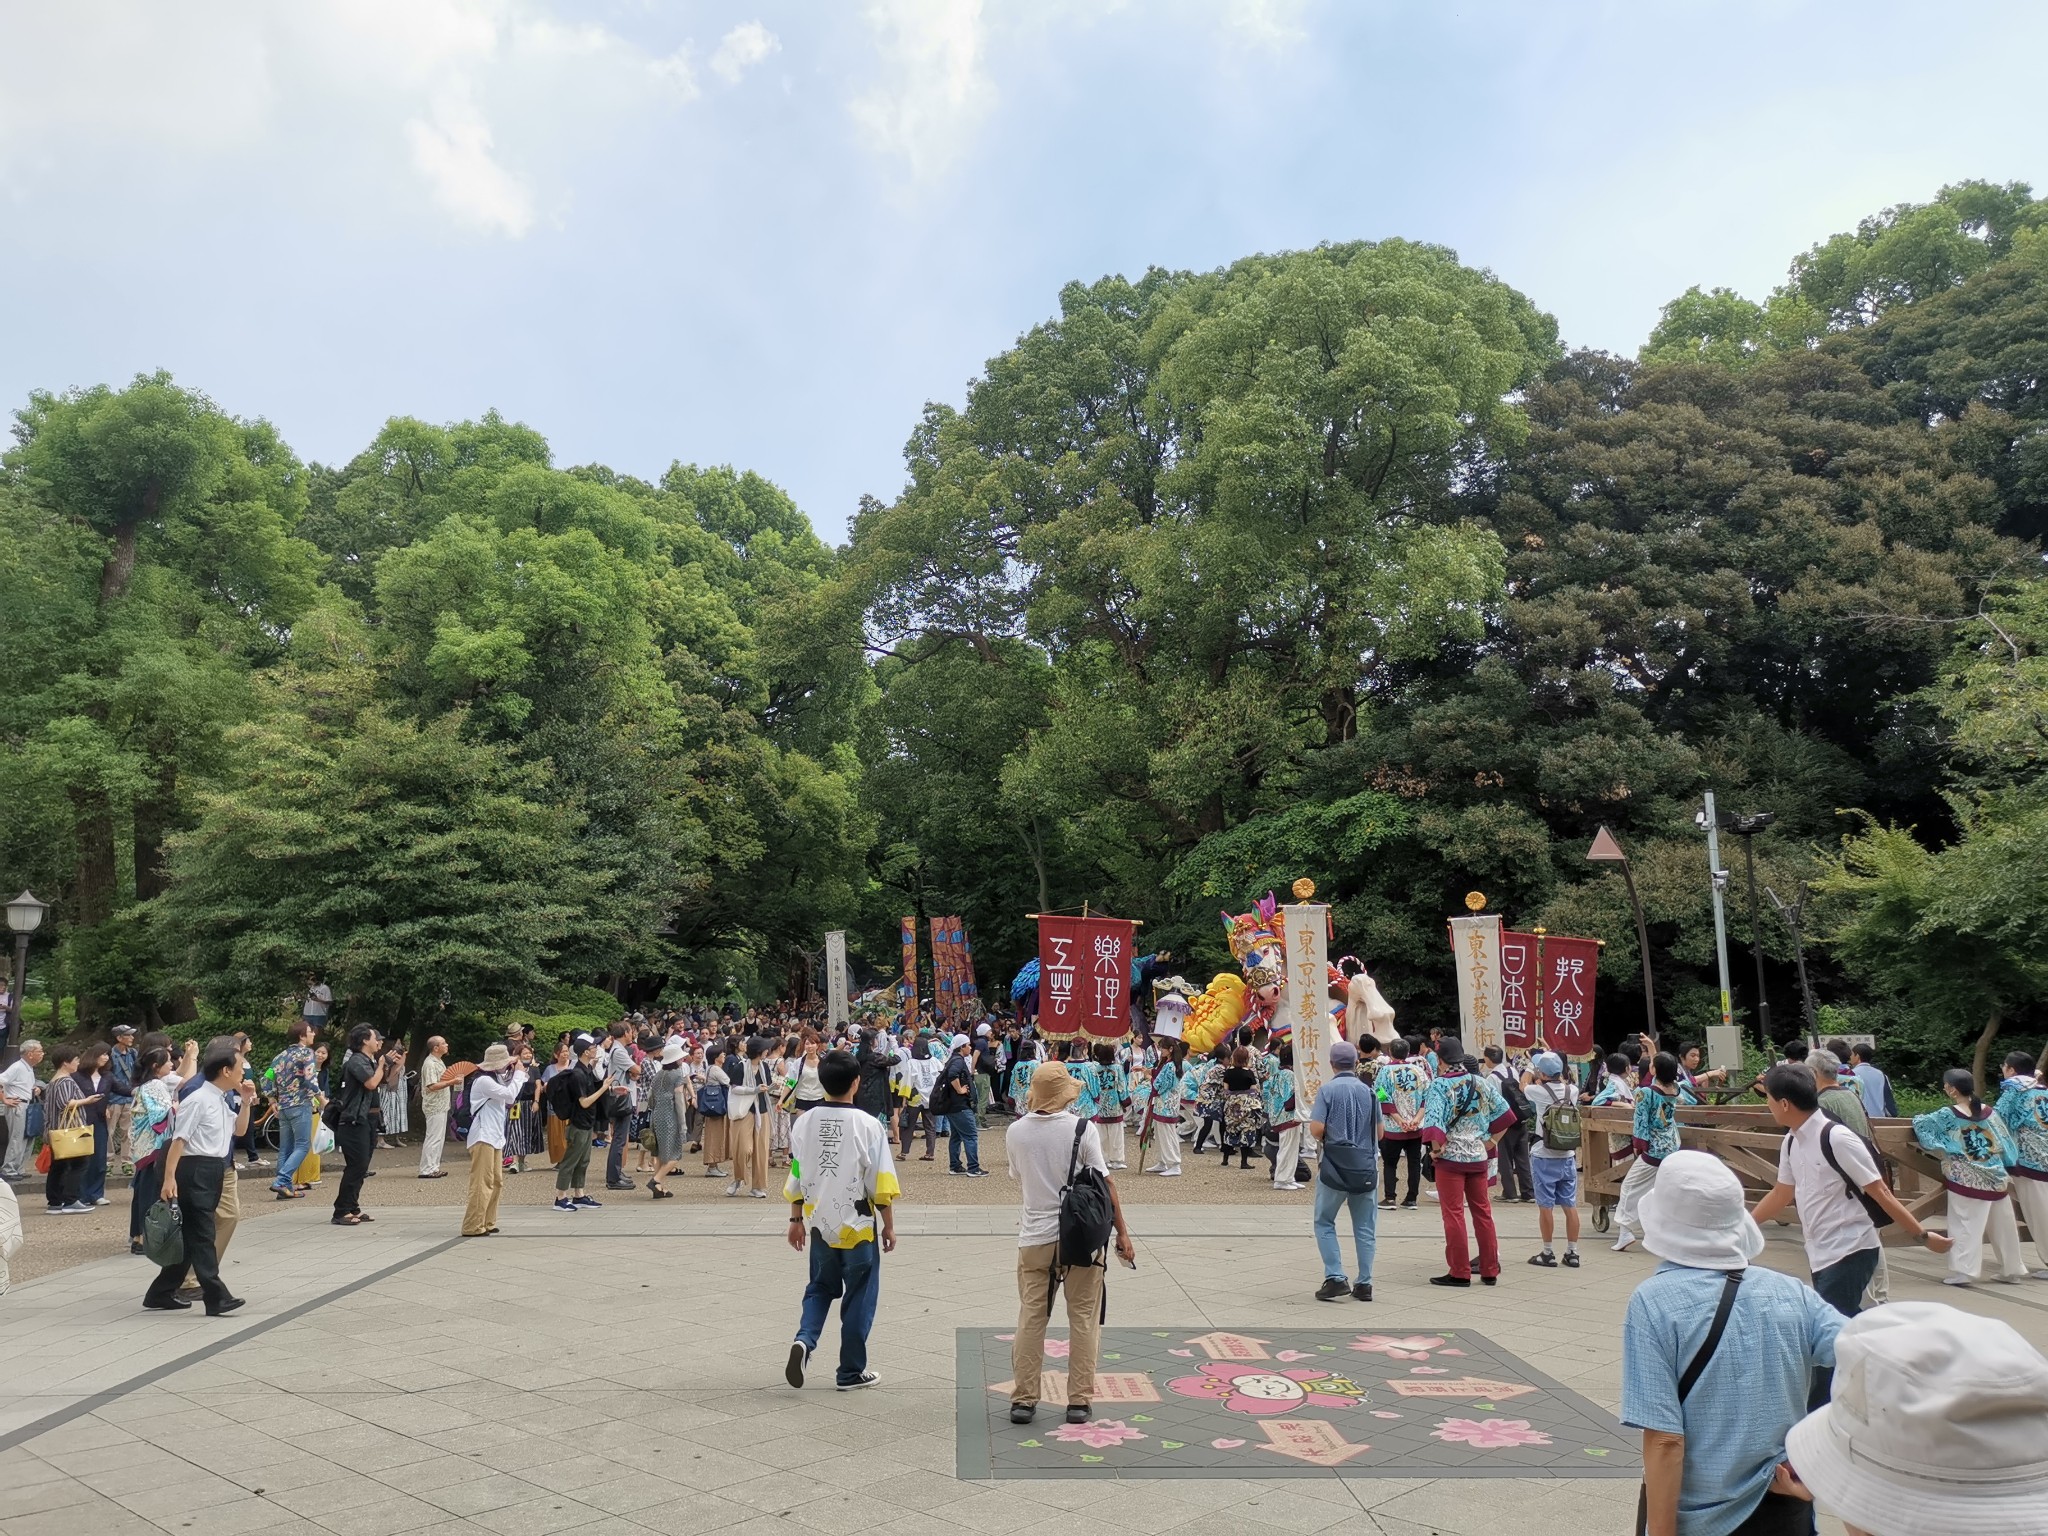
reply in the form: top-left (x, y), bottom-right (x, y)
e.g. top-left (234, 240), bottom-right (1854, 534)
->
top-left (900, 917), bottom-right (918, 1015)
top-left (1541, 934), bottom-right (1600, 1058)
top-left (1447, 914), bottom-right (1504, 1053)
top-left (1499, 931), bottom-right (1538, 1050)
top-left (825, 930), bottom-right (849, 1030)
top-left (929, 916), bottom-right (953, 1019)
top-left (1280, 903), bottom-right (1334, 1117)
top-left (1037, 914), bottom-right (1137, 1041)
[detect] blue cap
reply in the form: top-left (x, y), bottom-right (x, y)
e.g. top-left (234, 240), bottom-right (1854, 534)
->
top-left (1534, 1052), bottom-right (1564, 1080)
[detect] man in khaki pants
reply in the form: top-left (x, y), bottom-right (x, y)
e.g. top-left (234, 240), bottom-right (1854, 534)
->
top-left (462, 1045), bottom-right (526, 1237)
top-left (1005, 1066), bottom-right (1135, 1426)
top-left (418, 1037), bottom-right (452, 1178)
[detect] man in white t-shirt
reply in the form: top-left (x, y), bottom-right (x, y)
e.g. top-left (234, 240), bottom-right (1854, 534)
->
top-left (1005, 1065), bottom-right (1134, 1427)
top-left (1750, 1062), bottom-right (1948, 1407)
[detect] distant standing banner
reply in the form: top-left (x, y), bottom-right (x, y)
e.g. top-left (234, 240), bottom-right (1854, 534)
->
top-left (1280, 904), bottom-right (1334, 1118)
top-left (900, 917), bottom-right (918, 1015)
top-left (1499, 931), bottom-right (1538, 1050)
top-left (1541, 934), bottom-right (1600, 1058)
top-left (825, 930), bottom-right (849, 1030)
top-left (1038, 914), bottom-right (1137, 1042)
top-left (1447, 915), bottom-right (1504, 1053)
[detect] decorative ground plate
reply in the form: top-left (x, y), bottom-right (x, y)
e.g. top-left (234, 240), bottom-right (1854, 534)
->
top-left (955, 1326), bottom-right (1639, 1480)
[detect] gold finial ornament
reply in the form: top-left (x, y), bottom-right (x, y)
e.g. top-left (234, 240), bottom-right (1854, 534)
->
top-left (1291, 878), bottom-right (1317, 900)
top-left (1464, 891), bottom-right (1487, 912)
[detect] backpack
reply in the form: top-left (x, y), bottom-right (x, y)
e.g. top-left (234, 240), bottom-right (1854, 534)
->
top-left (1055, 1118), bottom-right (1115, 1276)
top-left (1538, 1082), bottom-right (1582, 1152)
top-left (1809, 1112), bottom-right (1894, 1229)
top-left (1497, 1072), bottom-right (1533, 1128)
top-left (450, 1075), bottom-right (475, 1139)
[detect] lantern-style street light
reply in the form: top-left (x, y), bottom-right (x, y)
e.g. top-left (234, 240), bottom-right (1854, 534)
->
top-left (1587, 828), bottom-right (1657, 1041)
top-left (4, 890), bottom-right (49, 1054)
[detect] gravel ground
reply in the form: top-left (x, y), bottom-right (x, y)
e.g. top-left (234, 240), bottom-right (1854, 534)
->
top-left (4, 1116), bottom-right (1351, 1287)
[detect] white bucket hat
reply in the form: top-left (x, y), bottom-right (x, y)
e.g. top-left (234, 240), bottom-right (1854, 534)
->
top-left (660, 1038), bottom-right (686, 1065)
top-left (1787, 1303), bottom-right (2048, 1535)
top-left (1635, 1149), bottom-right (1765, 1269)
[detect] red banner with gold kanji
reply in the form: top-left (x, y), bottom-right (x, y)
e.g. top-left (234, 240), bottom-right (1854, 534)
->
top-left (1540, 934), bottom-right (1600, 1057)
top-left (1037, 914), bottom-right (1137, 1041)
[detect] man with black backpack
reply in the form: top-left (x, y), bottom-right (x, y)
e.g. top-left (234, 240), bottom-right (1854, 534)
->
top-left (1005, 1064), bottom-right (1135, 1427)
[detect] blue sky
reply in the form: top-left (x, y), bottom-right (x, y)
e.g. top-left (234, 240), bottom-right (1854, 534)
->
top-left (3, 1), bottom-right (2043, 543)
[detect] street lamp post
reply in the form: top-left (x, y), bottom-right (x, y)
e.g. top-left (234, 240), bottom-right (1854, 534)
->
top-left (1728, 812), bottom-right (1777, 1047)
top-left (1695, 795), bottom-right (1734, 1037)
top-left (4, 890), bottom-right (50, 1058)
top-left (1587, 826), bottom-right (1657, 1041)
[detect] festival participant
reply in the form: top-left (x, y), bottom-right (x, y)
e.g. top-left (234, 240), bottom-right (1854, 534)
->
top-left (1190, 1044), bottom-right (1227, 1154)
top-left (1218, 1047), bottom-right (1264, 1170)
top-left (1592, 1052), bottom-right (1637, 1108)
top-left (1375, 1037), bottom-right (1430, 1209)
top-left (1419, 1039), bottom-right (1512, 1287)
top-left (1260, 1039), bottom-right (1304, 1190)
top-left (1613, 1052), bottom-right (1685, 1255)
top-left (1785, 1304), bottom-right (2048, 1536)
top-left (1523, 1052), bottom-right (1583, 1269)
top-left (1142, 1038), bottom-right (1186, 1176)
top-left (1913, 1069), bottom-right (2027, 1286)
top-left (1622, 1151), bottom-right (1842, 1536)
top-left (901, 1036), bottom-right (941, 1160)
top-left (783, 1050), bottom-right (898, 1392)
top-left (1086, 1041), bottom-right (1131, 1170)
top-left (1994, 1052), bottom-right (2048, 1277)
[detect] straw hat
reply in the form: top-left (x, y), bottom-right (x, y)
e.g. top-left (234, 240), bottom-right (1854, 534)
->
top-left (479, 1043), bottom-right (512, 1072)
top-left (1636, 1149), bottom-right (1765, 1269)
top-left (1787, 1303), bottom-right (2048, 1535)
top-left (1026, 1067), bottom-right (1080, 1113)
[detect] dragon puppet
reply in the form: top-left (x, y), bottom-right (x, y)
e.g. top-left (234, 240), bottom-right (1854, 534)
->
top-left (1179, 895), bottom-right (1399, 1055)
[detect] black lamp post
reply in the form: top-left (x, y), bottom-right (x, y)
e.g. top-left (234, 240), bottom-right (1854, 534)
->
top-left (4, 890), bottom-right (49, 1058)
top-left (1588, 826), bottom-right (1657, 1041)
top-left (1727, 812), bottom-right (1777, 1047)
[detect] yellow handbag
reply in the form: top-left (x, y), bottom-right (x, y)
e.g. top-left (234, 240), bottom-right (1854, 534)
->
top-left (47, 1103), bottom-right (94, 1160)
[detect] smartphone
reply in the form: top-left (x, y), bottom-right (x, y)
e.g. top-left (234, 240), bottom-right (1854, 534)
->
top-left (1120, 1255), bottom-right (1138, 1271)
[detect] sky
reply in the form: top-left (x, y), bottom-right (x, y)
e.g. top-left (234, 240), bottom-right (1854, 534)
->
top-left (2, 0), bottom-right (2044, 544)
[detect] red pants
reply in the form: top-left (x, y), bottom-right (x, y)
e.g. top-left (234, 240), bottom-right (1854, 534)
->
top-left (1435, 1161), bottom-right (1499, 1280)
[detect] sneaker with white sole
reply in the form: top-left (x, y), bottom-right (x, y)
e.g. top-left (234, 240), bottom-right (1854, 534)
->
top-left (837, 1371), bottom-right (879, 1390)
top-left (786, 1342), bottom-right (811, 1389)
top-left (1612, 1229), bottom-right (1637, 1253)
top-left (1942, 1275), bottom-right (1973, 1287)
top-left (554, 1198), bottom-right (580, 1213)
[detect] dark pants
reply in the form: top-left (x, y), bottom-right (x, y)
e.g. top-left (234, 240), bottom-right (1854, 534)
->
top-left (1497, 1121), bottom-right (1534, 1201)
top-left (795, 1234), bottom-right (881, 1385)
top-left (1382, 1138), bottom-right (1423, 1204)
top-left (46, 1154), bottom-right (88, 1209)
top-left (334, 1120), bottom-right (375, 1217)
top-left (145, 1154), bottom-right (231, 1309)
top-left (1807, 1245), bottom-right (1881, 1409)
top-left (899, 1106), bottom-right (934, 1158)
top-left (945, 1109), bottom-right (980, 1173)
top-left (1639, 1488), bottom-right (1814, 1536)
top-left (131, 1153), bottom-right (164, 1243)
top-left (605, 1106), bottom-right (633, 1185)
top-left (82, 1120), bottom-right (109, 1204)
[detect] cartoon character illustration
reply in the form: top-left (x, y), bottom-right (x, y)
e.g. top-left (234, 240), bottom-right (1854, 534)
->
top-left (1168, 1362), bottom-right (1369, 1415)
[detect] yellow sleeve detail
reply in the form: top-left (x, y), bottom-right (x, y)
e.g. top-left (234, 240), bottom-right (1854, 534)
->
top-left (872, 1170), bottom-right (901, 1207)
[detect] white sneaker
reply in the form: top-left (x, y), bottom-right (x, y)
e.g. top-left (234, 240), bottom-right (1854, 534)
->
top-left (1993, 1274), bottom-right (2026, 1285)
top-left (1612, 1229), bottom-right (1637, 1253)
top-left (1272, 1181), bottom-right (1305, 1191)
top-left (1942, 1275), bottom-right (1972, 1287)
top-left (94, 1197), bottom-right (113, 1206)
top-left (1155, 1169), bottom-right (1182, 1177)
top-left (2031, 1270), bottom-right (2048, 1281)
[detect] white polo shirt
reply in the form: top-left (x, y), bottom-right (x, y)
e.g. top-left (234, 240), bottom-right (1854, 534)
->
top-left (175, 1082), bottom-right (237, 1159)
top-left (1776, 1112), bottom-right (1883, 1270)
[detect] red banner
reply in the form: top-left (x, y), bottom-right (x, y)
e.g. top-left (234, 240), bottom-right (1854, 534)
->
top-left (1037, 914), bottom-right (1137, 1041)
top-left (1541, 934), bottom-right (1600, 1058)
top-left (1499, 931), bottom-right (1538, 1050)
top-left (900, 917), bottom-right (919, 1015)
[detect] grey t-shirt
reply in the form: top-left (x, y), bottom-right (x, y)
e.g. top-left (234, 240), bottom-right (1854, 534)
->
top-left (1526, 1080), bottom-right (1577, 1160)
top-left (606, 1043), bottom-right (634, 1106)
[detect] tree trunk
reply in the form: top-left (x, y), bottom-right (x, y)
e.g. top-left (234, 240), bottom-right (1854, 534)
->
top-left (1972, 1009), bottom-right (2003, 1097)
top-left (70, 785), bottom-right (118, 1027)
top-left (133, 750), bottom-right (178, 901)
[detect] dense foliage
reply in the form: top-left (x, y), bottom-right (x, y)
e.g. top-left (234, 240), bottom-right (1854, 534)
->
top-left (3, 180), bottom-right (2043, 1083)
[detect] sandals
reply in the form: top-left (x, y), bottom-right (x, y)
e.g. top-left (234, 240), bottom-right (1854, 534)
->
top-left (649, 1183), bottom-right (674, 1200)
top-left (331, 1213), bottom-right (364, 1226)
top-left (274, 1187), bottom-right (304, 1201)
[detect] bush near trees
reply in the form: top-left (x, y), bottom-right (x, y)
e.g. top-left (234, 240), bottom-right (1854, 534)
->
top-left (2, 181), bottom-right (2043, 1087)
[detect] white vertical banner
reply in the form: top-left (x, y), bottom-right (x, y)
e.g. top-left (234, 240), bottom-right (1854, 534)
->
top-left (825, 930), bottom-right (849, 1030)
top-left (1281, 904), bottom-right (1333, 1116)
top-left (1448, 914), bottom-right (1504, 1053)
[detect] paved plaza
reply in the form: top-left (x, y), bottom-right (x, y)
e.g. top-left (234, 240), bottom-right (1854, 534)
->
top-left (5, 1195), bottom-right (2047, 1535)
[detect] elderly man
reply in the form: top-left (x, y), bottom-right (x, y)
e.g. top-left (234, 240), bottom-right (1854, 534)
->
top-left (418, 1036), bottom-right (453, 1179)
top-left (1311, 1041), bottom-right (1382, 1302)
top-left (0, 1040), bottom-right (44, 1180)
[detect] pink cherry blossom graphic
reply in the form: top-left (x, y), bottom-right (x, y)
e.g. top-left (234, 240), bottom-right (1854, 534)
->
top-left (1168, 1363), bottom-right (1368, 1416)
top-left (1431, 1417), bottom-right (1554, 1450)
top-left (996, 1333), bottom-right (1015, 1342)
top-left (1168, 1348), bottom-right (1194, 1357)
top-left (1049, 1419), bottom-right (1147, 1449)
top-left (1211, 1437), bottom-right (1246, 1450)
top-left (1439, 1348), bottom-right (1467, 1357)
top-left (1410, 1366), bottom-right (1449, 1375)
top-left (1275, 1350), bottom-right (1312, 1362)
top-left (1042, 1338), bottom-right (1071, 1359)
top-left (1350, 1334), bottom-right (1448, 1362)
top-left (1370, 1411), bottom-right (1403, 1420)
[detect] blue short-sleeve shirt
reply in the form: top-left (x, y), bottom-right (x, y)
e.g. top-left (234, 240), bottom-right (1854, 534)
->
top-left (1309, 1073), bottom-right (1380, 1150)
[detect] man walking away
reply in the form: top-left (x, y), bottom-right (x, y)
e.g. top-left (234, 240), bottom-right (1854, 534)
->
top-left (784, 1049), bottom-right (898, 1391)
top-left (1484, 1045), bottom-right (1535, 1202)
top-left (1622, 1151), bottom-right (1843, 1536)
top-left (1006, 1068), bottom-right (1135, 1425)
top-left (1311, 1041), bottom-right (1381, 1302)
top-left (461, 1044), bottom-right (525, 1237)
top-left (1375, 1038), bottom-right (1429, 1208)
top-left (1993, 1052), bottom-right (2048, 1279)
top-left (1419, 1039), bottom-right (1511, 1288)
top-left (603, 1020), bottom-right (639, 1191)
top-left (418, 1036), bottom-right (452, 1179)
top-left (1523, 1052), bottom-right (1583, 1269)
top-left (935, 1035), bottom-right (986, 1177)
top-left (1807, 1050), bottom-right (1871, 1138)
top-left (1848, 1044), bottom-right (1895, 1120)
top-left (145, 1040), bottom-right (247, 1316)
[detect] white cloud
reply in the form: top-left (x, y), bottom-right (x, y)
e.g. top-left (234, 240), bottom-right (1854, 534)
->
top-left (849, 0), bottom-right (990, 181)
top-left (406, 83), bottom-right (535, 237)
top-left (711, 21), bottom-right (781, 85)
top-left (1226, 0), bottom-right (1310, 48)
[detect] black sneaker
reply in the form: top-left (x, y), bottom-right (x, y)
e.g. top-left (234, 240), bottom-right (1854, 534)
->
top-left (785, 1342), bottom-right (810, 1389)
top-left (1428, 1274), bottom-right (1472, 1288)
top-left (838, 1371), bottom-right (880, 1391)
top-left (573, 1195), bottom-right (602, 1208)
top-left (965, 1169), bottom-right (990, 1178)
top-left (1480, 1276), bottom-right (1498, 1286)
top-left (1065, 1403), bottom-right (1091, 1424)
top-left (1009, 1403), bottom-right (1036, 1424)
top-left (1562, 1251), bottom-right (1581, 1268)
top-left (1315, 1278), bottom-right (1350, 1302)
top-left (1351, 1282), bottom-right (1373, 1302)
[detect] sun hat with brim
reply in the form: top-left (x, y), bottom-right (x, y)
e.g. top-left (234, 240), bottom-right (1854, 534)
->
top-left (480, 1043), bottom-right (512, 1072)
top-left (1636, 1149), bottom-right (1765, 1269)
top-left (1787, 1302), bottom-right (2048, 1536)
top-left (1027, 1068), bottom-right (1080, 1113)
top-left (660, 1038), bottom-right (686, 1065)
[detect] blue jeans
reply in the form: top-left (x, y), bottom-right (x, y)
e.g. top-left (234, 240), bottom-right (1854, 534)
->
top-left (1313, 1178), bottom-right (1379, 1285)
top-left (276, 1103), bottom-right (314, 1187)
top-left (946, 1110), bottom-right (980, 1172)
top-left (81, 1121), bottom-right (109, 1205)
top-left (796, 1237), bottom-right (880, 1385)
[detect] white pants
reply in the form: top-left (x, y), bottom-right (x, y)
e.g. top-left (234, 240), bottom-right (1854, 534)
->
top-left (1949, 1190), bottom-right (2028, 1282)
top-left (1150, 1122), bottom-right (1181, 1174)
top-left (1615, 1157), bottom-right (1658, 1235)
top-left (1096, 1120), bottom-right (1125, 1169)
top-left (2005, 1177), bottom-right (2048, 1272)
top-left (1273, 1124), bottom-right (1304, 1187)
top-left (419, 1109), bottom-right (449, 1176)
top-left (0, 1102), bottom-right (26, 1177)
